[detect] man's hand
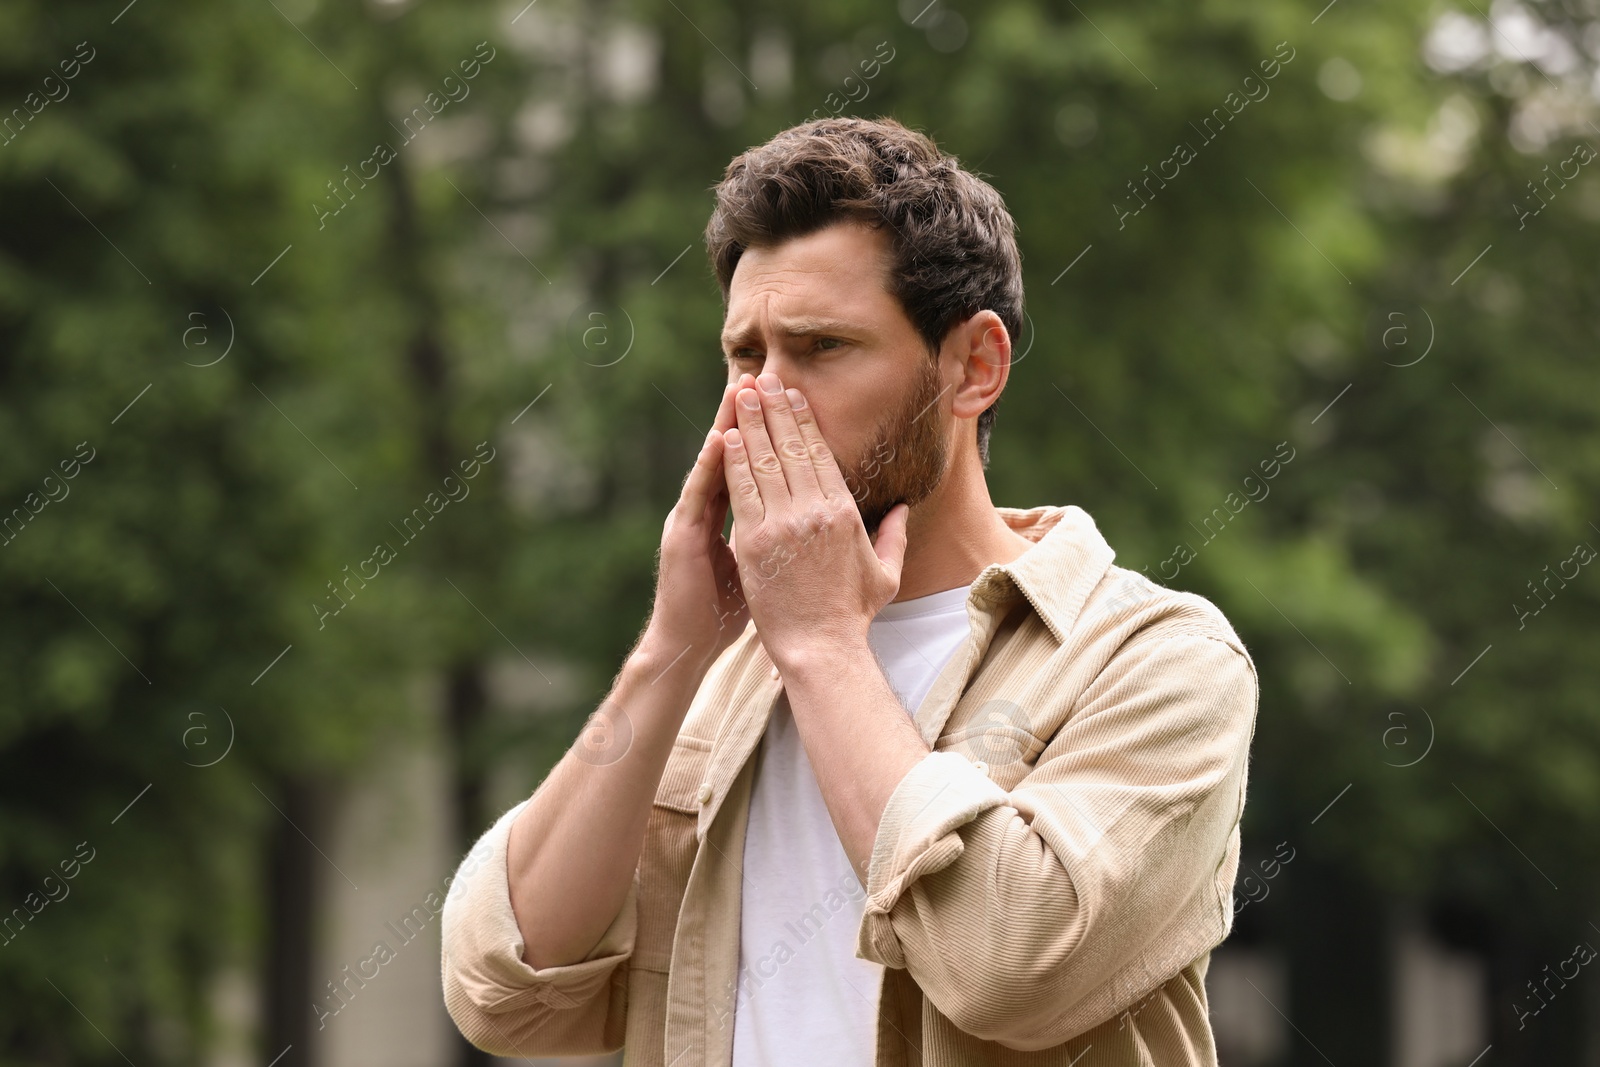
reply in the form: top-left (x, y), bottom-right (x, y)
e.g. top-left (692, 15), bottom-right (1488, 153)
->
top-left (639, 374), bottom-right (755, 676)
top-left (506, 375), bottom-right (764, 972)
top-left (721, 371), bottom-right (910, 672)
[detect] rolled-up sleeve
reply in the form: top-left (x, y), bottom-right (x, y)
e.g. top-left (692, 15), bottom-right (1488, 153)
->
top-left (441, 797), bottom-right (636, 1057)
top-left (855, 628), bottom-right (1257, 1049)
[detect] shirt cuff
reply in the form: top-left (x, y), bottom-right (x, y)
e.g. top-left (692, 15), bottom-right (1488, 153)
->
top-left (441, 797), bottom-right (638, 1019)
top-left (856, 750), bottom-right (1009, 969)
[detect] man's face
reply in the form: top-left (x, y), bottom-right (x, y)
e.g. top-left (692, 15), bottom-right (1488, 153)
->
top-left (721, 221), bottom-right (951, 536)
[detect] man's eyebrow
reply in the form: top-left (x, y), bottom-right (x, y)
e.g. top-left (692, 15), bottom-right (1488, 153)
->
top-left (719, 318), bottom-right (874, 348)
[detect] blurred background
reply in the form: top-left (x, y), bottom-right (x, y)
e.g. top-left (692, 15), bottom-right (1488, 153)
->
top-left (1, 0), bottom-right (1596, 1063)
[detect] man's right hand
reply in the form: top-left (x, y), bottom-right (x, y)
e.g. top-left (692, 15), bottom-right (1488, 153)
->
top-left (501, 374), bottom-right (759, 973)
top-left (639, 373), bottom-right (755, 676)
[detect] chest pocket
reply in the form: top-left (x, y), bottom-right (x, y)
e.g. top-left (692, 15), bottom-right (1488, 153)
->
top-left (633, 735), bottom-right (714, 973)
top-left (936, 693), bottom-right (1050, 793)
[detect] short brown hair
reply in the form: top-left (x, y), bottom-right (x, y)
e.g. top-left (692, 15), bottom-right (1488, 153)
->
top-left (704, 116), bottom-right (1023, 468)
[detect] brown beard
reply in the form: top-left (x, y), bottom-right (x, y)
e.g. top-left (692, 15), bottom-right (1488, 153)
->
top-left (841, 355), bottom-right (950, 537)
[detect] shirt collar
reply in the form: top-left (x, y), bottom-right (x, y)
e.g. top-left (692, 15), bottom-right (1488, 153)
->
top-left (694, 503), bottom-right (1117, 838)
top-left (969, 504), bottom-right (1118, 645)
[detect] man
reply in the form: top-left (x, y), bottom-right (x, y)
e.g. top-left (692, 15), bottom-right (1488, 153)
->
top-left (441, 116), bottom-right (1258, 1066)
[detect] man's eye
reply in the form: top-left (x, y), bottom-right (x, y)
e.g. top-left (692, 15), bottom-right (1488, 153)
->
top-left (816, 337), bottom-right (844, 351)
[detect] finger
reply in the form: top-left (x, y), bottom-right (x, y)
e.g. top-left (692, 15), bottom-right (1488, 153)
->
top-left (755, 372), bottom-right (824, 503)
top-left (703, 456), bottom-right (732, 535)
top-left (733, 385), bottom-right (790, 509)
top-left (677, 429), bottom-right (727, 524)
top-left (871, 502), bottom-right (911, 589)
top-left (722, 427), bottom-right (765, 524)
top-left (704, 479), bottom-right (732, 563)
top-left (783, 387), bottom-right (850, 500)
top-left (691, 376), bottom-right (750, 527)
top-left (711, 375), bottom-right (751, 435)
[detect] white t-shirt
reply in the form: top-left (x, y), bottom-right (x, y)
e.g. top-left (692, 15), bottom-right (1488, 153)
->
top-left (730, 583), bottom-right (975, 1067)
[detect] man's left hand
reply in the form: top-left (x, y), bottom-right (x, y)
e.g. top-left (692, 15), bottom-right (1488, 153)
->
top-left (721, 371), bottom-right (909, 672)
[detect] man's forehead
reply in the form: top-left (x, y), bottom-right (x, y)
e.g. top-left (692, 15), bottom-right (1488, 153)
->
top-left (722, 224), bottom-right (896, 338)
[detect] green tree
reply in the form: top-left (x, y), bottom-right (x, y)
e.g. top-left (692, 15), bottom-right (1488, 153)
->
top-left (0, 1), bottom-right (526, 1063)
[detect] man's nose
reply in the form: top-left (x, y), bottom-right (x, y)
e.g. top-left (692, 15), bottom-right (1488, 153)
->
top-left (756, 348), bottom-right (802, 387)
top-left (727, 350), bottom-right (797, 388)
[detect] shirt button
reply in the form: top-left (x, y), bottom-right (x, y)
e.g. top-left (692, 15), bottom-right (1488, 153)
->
top-left (770, 664), bottom-right (780, 680)
top-left (973, 760), bottom-right (989, 776)
top-left (697, 783), bottom-right (713, 805)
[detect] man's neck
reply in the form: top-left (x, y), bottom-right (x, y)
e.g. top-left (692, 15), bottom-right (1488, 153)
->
top-left (891, 454), bottom-right (1034, 602)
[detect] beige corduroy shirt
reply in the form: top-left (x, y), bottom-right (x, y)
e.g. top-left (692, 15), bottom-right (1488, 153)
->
top-left (440, 503), bottom-right (1259, 1066)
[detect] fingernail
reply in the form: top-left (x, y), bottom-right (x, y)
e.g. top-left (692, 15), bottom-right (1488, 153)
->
top-left (739, 390), bottom-right (760, 410)
top-left (785, 388), bottom-right (806, 409)
top-left (758, 373), bottom-right (782, 394)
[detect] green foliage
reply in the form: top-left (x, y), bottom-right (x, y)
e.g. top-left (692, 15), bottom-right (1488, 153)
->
top-left (0, 1), bottom-right (510, 1061)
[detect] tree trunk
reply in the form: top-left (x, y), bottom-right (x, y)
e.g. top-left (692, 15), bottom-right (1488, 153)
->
top-left (262, 778), bottom-right (321, 1067)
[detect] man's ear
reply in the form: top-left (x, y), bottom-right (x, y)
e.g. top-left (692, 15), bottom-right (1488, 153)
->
top-left (948, 310), bottom-right (1010, 421)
